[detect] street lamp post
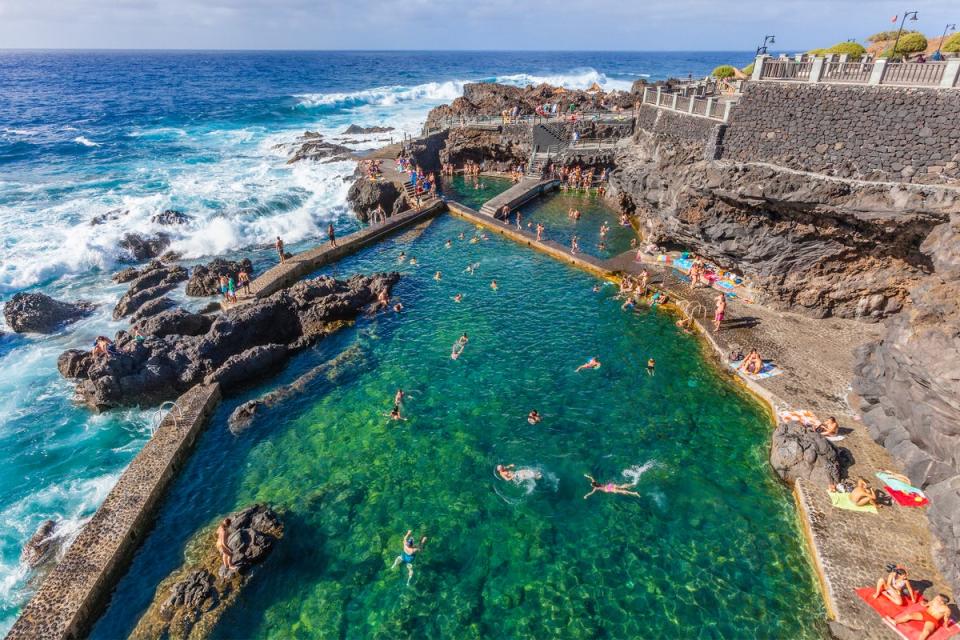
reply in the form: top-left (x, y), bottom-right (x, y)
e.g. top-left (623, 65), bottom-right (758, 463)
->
top-left (891, 11), bottom-right (919, 61)
top-left (756, 35), bottom-right (776, 56)
top-left (935, 23), bottom-right (956, 58)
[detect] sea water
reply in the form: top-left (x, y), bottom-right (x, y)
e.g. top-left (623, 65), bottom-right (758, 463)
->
top-left (92, 215), bottom-right (823, 638)
top-left (0, 50), bottom-right (783, 633)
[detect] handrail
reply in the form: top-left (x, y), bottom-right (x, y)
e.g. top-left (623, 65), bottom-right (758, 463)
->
top-left (150, 400), bottom-right (184, 436)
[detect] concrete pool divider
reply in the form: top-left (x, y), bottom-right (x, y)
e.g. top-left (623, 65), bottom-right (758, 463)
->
top-left (477, 177), bottom-right (560, 217)
top-left (8, 383), bottom-right (222, 640)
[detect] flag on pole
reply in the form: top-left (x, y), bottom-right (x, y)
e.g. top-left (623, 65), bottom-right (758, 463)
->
top-left (891, 15), bottom-right (898, 23)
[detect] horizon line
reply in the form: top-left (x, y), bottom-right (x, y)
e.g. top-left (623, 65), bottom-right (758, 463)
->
top-left (0, 47), bottom-right (770, 54)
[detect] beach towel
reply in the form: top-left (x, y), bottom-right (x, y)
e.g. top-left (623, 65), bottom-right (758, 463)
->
top-left (856, 588), bottom-right (960, 640)
top-left (778, 409), bottom-right (821, 427)
top-left (672, 257), bottom-right (693, 272)
top-left (829, 492), bottom-right (878, 513)
top-left (729, 360), bottom-right (785, 380)
top-left (887, 487), bottom-right (930, 508)
top-left (876, 473), bottom-right (927, 498)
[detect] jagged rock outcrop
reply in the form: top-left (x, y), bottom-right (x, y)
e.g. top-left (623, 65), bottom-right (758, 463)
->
top-left (113, 263), bottom-right (188, 319)
top-left (769, 421), bottom-right (841, 486)
top-left (130, 504), bottom-right (283, 640)
top-left (112, 267), bottom-right (141, 284)
top-left (3, 293), bottom-right (95, 333)
top-left (607, 119), bottom-right (957, 320)
top-left (20, 520), bottom-right (58, 569)
top-left (439, 126), bottom-right (529, 168)
top-left (61, 272), bottom-right (398, 410)
top-left (90, 208), bottom-right (128, 226)
top-left (346, 177), bottom-right (401, 223)
top-left (152, 209), bottom-right (192, 225)
top-left (185, 258), bottom-right (253, 297)
top-left (118, 232), bottom-right (171, 262)
top-left (129, 296), bottom-right (177, 323)
top-left (342, 124), bottom-right (394, 134)
top-left (228, 341), bottom-right (369, 433)
top-left (854, 212), bottom-right (960, 592)
top-left (281, 131), bottom-right (351, 164)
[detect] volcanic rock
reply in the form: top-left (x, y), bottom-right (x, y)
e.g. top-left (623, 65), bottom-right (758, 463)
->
top-left (119, 232), bottom-right (172, 262)
top-left (342, 124), bottom-right (394, 135)
top-left (113, 263), bottom-right (188, 319)
top-left (3, 293), bottom-right (96, 334)
top-left (20, 520), bottom-right (58, 569)
top-left (151, 209), bottom-right (192, 225)
top-left (346, 177), bottom-right (401, 223)
top-left (285, 132), bottom-right (351, 164)
top-left (769, 421), bottom-right (841, 486)
top-left (186, 258), bottom-right (253, 297)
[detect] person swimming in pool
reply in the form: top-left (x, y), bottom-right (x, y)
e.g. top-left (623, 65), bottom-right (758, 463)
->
top-left (451, 333), bottom-right (468, 359)
top-left (490, 279), bottom-right (498, 291)
top-left (445, 239), bottom-right (452, 249)
top-left (434, 271), bottom-right (442, 281)
top-left (527, 410), bottom-right (541, 425)
top-left (386, 404), bottom-right (407, 421)
top-left (497, 464), bottom-right (541, 483)
top-left (646, 358), bottom-right (656, 375)
top-left (390, 529), bottom-right (427, 585)
top-left (458, 232), bottom-right (465, 240)
top-left (583, 474), bottom-right (640, 499)
top-left (409, 257), bottom-right (417, 266)
top-left (394, 389), bottom-right (405, 406)
top-left (453, 293), bottom-right (463, 303)
top-left (393, 302), bottom-right (404, 313)
top-left (397, 251), bottom-right (406, 263)
top-left (576, 357), bottom-right (601, 372)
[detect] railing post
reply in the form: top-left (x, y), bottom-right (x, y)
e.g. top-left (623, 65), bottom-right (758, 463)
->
top-left (808, 56), bottom-right (826, 83)
top-left (838, 53), bottom-right (849, 64)
top-left (687, 97), bottom-right (695, 114)
top-left (751, 55), bottom-right (767, 81)
top-left (643, 86), bottom-right (650, 104)
top-left (655, 86), bottom-right (662, 106)
top-left (705, 97), bottom-right (715, 119)
top-left (868, 58), bottom-right (887, 85)
top-left (940, 58), bottom-right (960, 88)
top-left (722, 101), bottom-right (733, 123)
top-left (671, 93), bottom-right (678, 110)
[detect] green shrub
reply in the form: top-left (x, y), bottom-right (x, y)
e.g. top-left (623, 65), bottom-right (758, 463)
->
top-left (894, 32), bottom-right (928, 54)
top-left (868, 29), bottom-right (916, 43)
top-left (942, 32), bottom-right (960, 53)
top-left (711, 65), bottom-right (737, 79)
top-left (826, 42), bottom-right (866, 59)
top-left (742, 62), bottom-right (755, 76)
top-left (806, 47), bottom-right (828, 55)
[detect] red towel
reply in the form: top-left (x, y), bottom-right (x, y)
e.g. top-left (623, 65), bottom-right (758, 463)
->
top-left (856, 588), bottom-right (959, 640)
top-left (886, 487), bottom-right (930, 508)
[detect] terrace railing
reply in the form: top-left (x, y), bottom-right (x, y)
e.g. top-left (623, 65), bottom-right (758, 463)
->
top-left (640, 87), bottom-right (734, 123)
top-left (753, 54), bottom-right (960, 88)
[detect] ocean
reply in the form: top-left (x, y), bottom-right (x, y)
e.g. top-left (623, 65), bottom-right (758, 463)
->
top-left (0, 50), bottom-right (766, 633)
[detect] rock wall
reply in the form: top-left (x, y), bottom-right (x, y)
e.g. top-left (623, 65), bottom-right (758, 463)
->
top-left (723, 83), bottom-right (960, 185)
top-left (853, 212), bottom-right (960, 592)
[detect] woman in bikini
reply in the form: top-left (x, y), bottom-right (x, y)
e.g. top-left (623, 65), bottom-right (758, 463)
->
top-left (873, 565), bottom-right (915, 606)
top-left (583, 474), bottom-right (640, 499)
top-left (738, 348), bottom-right (763, 375)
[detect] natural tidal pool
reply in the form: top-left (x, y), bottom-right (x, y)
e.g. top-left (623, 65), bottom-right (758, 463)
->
top-left (517, 189), bottom-right (635, 259)
top-left (441, 174), bottom-right (513, 210)
top-left (93, 214), bottom-right (824, 639)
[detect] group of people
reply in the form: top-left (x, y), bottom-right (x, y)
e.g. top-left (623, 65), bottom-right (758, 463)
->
top-left (361, 158), bottom-right (383, 181)
top-left (217, 271), bottom-right (248, 304)
top-left (554, 165), bottom-right (606, 195)
top-left (872, 564), bottom-right (952, 640)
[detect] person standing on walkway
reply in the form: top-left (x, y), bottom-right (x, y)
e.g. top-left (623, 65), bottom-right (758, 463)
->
top-left (327, 222), bottom-right (337, 248)
top-left (515, 210), bottom-right (523, 230)
top-left (713, 293), bottom-right (727, 332)
top-left (276, 236), bottom-right (285, 264)
top-left (536, 223), bottom-right (544, 242)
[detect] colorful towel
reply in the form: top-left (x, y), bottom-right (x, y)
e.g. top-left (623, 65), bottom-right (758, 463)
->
top-left (779, 409), bottom-right (821, 427)
top-left (856, 588), bottom-right (960, 640)
top-left (877, 472), bottom-right (926, 497)
top-left (829, 492), bottom-right (878, 513)
top-left (672, 257), bottom-right (693, 272)
top-left (730, 360), bottom-right (785, 380)
top-left (887, 487), bottom-right (930, 508)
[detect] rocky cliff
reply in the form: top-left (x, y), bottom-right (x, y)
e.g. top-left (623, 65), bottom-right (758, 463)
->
top-left (853, 212), bottom-right (960, 591)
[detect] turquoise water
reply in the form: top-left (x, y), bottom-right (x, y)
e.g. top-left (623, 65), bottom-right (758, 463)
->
top-left (441, 174), bottom-right (513, 210)
top-left (517, 191), bottom-right (635, 259)
top-left (92, 214), bottom-right (824, 639)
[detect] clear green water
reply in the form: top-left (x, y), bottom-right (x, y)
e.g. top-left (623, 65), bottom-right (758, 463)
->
top-left (92, 214), bottom-right (824, 639)
top-left (441, 174), bottom-right (513, 210)
top-left (517, 190), bottom-right (635, 259)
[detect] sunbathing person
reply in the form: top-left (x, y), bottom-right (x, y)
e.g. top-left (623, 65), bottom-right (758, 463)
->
top-left (851, 477), bottom-right (878, 508)
top-left (583, 474), bottom-right (640, 499)
top-left (874, 565), bottom-right (915, 606)
top-left (738, 349), bottom-right (763, 375)
top-left (816, 417), bottom-right (839, 437)
top-left (887, 594), bottom-right (951, 640)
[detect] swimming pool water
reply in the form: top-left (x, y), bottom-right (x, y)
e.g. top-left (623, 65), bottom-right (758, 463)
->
top-left (92, 214), bottom-right (824, 639)
top-left (441, 174), bottom-right (513, 211)
top-left (517, 190), bottom-right (635, 259)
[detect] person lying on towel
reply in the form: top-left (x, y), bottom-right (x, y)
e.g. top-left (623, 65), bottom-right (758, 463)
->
top-left (887, 594), bottom-right (952, 640)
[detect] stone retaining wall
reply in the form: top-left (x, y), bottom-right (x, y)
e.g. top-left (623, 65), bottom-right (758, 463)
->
top-left (8, 383), bottom-right (222, 640)
top-left (723, 83), bottom-right (960, 185)
top-left (634, 104), bottom-right (723, 160)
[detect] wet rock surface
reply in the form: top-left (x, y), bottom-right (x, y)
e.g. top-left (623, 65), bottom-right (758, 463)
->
top-left (151, 209), bottom-right (192, 225)
top-left (3, 293), bottom-right (95, 334)
top-left (346, 175), bottom-right (401, 223)
top-left (62, 272), bottom-right (398, 410)
top-left (118, 232), bottom-right (171, 262)
top-left (854, 212), bottom-right (960, 592)
top-left (130, 504), bottom-right (283, 640)
top-left (770, 421), bottom-right (841, 486)
top-left (20, 520), bottom-right (58, 569)
top-left (342, 124), bottom-right (394, 134)
top-left (185, 258), bottom-right (253, 297)
top-left (113, 263), bottom-right (189, 319)
top-left (282, 131), bottom-right (351, 164)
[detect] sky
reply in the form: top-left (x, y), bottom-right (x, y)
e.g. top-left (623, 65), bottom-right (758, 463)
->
top-left (0, 0), bottom-right (957, 50)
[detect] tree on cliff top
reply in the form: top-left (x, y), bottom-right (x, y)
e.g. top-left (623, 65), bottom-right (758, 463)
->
top-left (826, 42), bottom-right (867, 59)
top-left (943, 32), bottom-right (960, 53)
top-left (867, 29), bottom-right (917, 43)
top-left (879, 32), bottom-right (929, 59)
top-left (711, 65), bottom-right (736, 79)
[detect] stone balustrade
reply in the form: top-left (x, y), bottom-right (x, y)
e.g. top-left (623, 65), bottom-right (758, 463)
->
top-left (640, 86), bottom-right (735, 122)
top-left (752, 53), bottom-right (960, 88)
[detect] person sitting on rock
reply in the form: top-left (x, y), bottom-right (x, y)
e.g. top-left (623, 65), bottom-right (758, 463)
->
top-left (92, 336), bottom-right (113, 357)
top-left (851, 477), bottom-right (878, 508)
top-left (216, 518), bottom-right (238, 573)
top-left (815, 417), bottom-right (839, 437)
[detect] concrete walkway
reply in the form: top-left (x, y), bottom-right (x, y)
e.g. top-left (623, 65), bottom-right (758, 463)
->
top-left (450, 203), bottom-right (954, 639)
top-left (477, 178), bottom-right (559, 217)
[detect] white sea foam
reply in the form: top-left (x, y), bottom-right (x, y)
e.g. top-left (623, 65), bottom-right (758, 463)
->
top-left (622, 461), bottom-right (657, 486)
top-left (296, 79), bottom-right (467, 109)
top-left (72, 136), bottom-right (99, 147)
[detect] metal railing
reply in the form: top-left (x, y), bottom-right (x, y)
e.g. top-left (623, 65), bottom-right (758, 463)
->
top-left (822, 61), bottom-right (873, 84)
top-left (881, 62), bottom-right (946, 86)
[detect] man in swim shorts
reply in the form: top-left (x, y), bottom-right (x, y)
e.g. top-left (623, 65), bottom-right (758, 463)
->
top-left (391, 529), bottom-right (427, 585)
top-left (647, 358), bottom-right (655, 376)
top-left (713, 293), bottom-right (726, 332)
top-left (887, 594), bottom-right (951, 640)
top-left (275, 237), bottom-right (285, 264)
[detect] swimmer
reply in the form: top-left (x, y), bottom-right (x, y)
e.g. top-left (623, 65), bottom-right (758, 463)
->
top-left (453, 293), bottom-right (463, 303)
top-left (576, 357), bottom-right (601, 372)
top-left (393, 302), bottom-right (404, 313)
top-left (675, 317), bottom-right (693, 334)
top-left (490, 279), bottom-right (498, 291)
top-left (397, 251), bottom-right (406, 263)
top-left (646, 358), bottom-right (655, 375)
top-left (496, 464), bottom-right (542, 483)
top-left (583, 474), bottom-right (641, 499)
top-left (394, 389), bottom-right (405, 406)
top-left (390, 529), bottom-right (427, 585)
top-left (527, 410), bottom-right (541, 425)
top-left (458, 232), bottom-right (465, 240)
top-left (445, 240), bottom-right (452, 249)
top-left (434, 271), bottom-right (442, 281)
top-left (386, 404), bottom-right (407, 421)
top-left (409, 257), bottom-right (417, 266)
top-left (592, 284), bottom-right (601, 293)
top-left (457, 333), bottom-right (469, 346)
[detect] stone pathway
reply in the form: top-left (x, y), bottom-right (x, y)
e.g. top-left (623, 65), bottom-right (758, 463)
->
top-left (478, 177), bottom-right (559, 216)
